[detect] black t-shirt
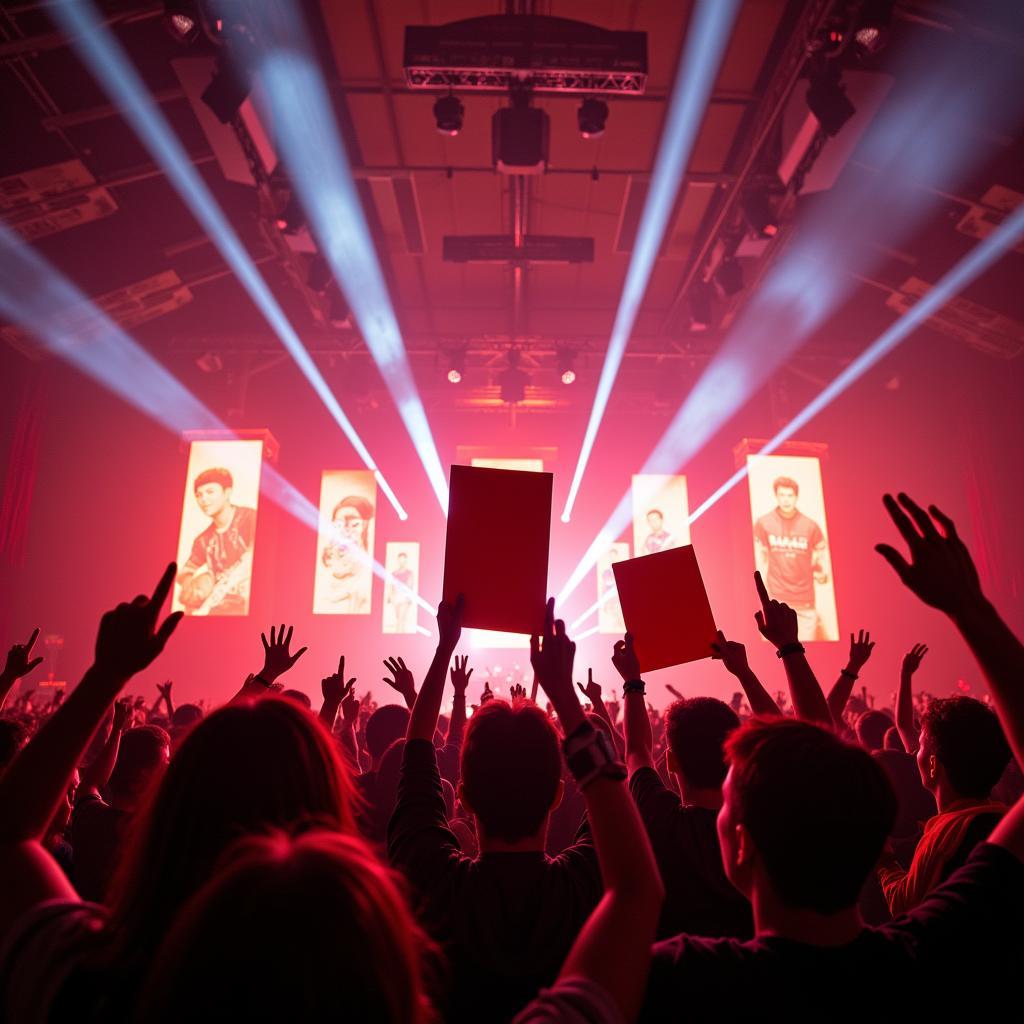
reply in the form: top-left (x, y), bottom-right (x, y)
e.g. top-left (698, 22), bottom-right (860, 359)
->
top-left (630, 768), bottom-right (753, 940)
top-left (641, 842), bottom-right (1024, 1022)
top-left (71, 793), bottom-right (132, 903)
top-left (388, 739), bottom-right (602, 1024)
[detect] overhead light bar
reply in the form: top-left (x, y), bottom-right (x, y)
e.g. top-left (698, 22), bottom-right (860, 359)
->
top-left (251, 3), bottom-right (449, 514)
top-left (560, 0), bottom-right (741, 523)
top-left (50, 1), bottom-right (408, 520)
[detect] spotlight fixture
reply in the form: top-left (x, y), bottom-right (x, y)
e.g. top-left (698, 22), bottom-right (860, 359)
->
top-left (806, 67), bottom-right (856, 137)
top-left (446, 348), bottom-right (466, 384)
top-left (577, 97), bottom-right (609, 139)
top-left (854, 0), bottom-right (894, 54)
top-left (433, 93), bottom-right (465, 136)
top-left (688, 280), bottom-right (713, 332)
top-left (714, 257), bottom-right (743, 297)
top-left (557, 348), bottom-right (577, 384)
top-left (742, 187), bottom-right (778, 239)
top-left (163, 2), bottom-right (199, 44)
top-left (274, 192), bottom-right (306, 234)
top-left (498, 349), bottom-right (529, 403)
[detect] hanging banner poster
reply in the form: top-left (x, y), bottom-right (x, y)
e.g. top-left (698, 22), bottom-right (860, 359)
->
top-left (383, 541), bottom-right (420, 634)
top-left (597, 542), bottom-right (630, 635)
top-left (174, 438), bottom-right (263, 617)
top-left (747, 454), bottom-right (838, 642)
top-left (314, 470), bottom-right (377, 615)
top-left (631, 474), bottom-right (690, 557)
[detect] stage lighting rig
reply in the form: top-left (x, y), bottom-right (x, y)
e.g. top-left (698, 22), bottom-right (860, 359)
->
top-left (163, 2), bottom-right (200, 44)
top-left (742, 186), bottom-right (779, 239)
top-left (577, 97), bottom-right (609, 139)
top-left (493, 87), bottom-right (549, 175)
top-left (688, 280), bottom-right (714, 332)
top-left (806, 64), bottom-right (856, 137)
top-left (498, 349), bottom-right (529, 404)
top-left (558, 348), bottom-right (577, 384)
top-left (854, 1), bottom-right (894, 54)
top-left (434, 93), bottom-right (465, 136)
top-left (715, 257), bottom-right (744, 297)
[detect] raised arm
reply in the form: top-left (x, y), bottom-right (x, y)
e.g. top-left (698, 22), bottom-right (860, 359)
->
top-left (320, 655), bottom-right (356, 735)
top-left (578, 668), bottom-right (625, 757)
top-left (896, 643), bottom-right (927, 753)
top-left (611, 633), bottom-right (654, 776)
top-left (406, 598), bottom-right (462, 743)
top-left (155, 679), bottom-right (175, 720)
top-left (446, 655), bottom-right (472, 749)
top-left (710, 629), bottom-right (781, 717)
top-left (79, 698), bottom-right (131, 798)
top-left (827, 630), bottom-right (876, 727)
top-left (877, 493), bottom-right (1024, 858)
top-left (0, 565), bottom-right (182, 936)
top-left (754, 572), bottom-right (832, 727)
top-left (530, 600), bottom-right (663, 1022)
top-left (0, 628), bottom-right (43, 711)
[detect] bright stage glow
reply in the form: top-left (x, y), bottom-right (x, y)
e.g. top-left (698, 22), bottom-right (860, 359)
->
top-left (569, 588), bottom-right (617, 633)
top-left (252, 4), bottom-right (448, 515)
top-left (51, 1), bottom-right (408, 520)
top-left (573, 624), bottom-right (601, 642)
top-left (563, 199), bottom-right (1024, 623)
top-left (560, 0), bottom-right (741, 523)
top-left (557, 35), bottom-right (1024, 610)
top-left (0, 224), bottom-right (438, 616)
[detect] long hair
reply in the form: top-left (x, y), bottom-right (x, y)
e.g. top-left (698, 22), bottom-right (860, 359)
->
top-left (132, 830), bottom-right (437, 1024)
top-left (104, 698), bottom-right (356, 969)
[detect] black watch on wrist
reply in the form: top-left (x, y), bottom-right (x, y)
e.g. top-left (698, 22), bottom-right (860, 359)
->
top-left (563, 723), bottom-right (627, 789)
top-left (776, 642), bottom-right (806, 659)
top-left (622, 678), bottom-right (645, 695)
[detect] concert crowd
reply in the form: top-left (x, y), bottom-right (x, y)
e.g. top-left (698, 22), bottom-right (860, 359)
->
top-left (0, 493), bottom-right (1021, 1022)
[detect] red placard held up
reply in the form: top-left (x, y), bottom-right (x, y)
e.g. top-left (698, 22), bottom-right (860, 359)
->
top-left (612, 544), bottom-right (717, 673)
top-left (442, 464), bottom-right (552, 636)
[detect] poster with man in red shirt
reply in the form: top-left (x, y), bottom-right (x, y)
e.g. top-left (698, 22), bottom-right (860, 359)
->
top-left (747, 454), bottom-right (838, 642)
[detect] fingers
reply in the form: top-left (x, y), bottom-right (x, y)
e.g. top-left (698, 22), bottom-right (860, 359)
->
top-left (269, 625), bottom-right (276, 646)
top-left (338, 655), bottom-right (344, 676)
top-left (289, 646), bottom-right (308, 665)
top-left (25, 627), bottom-right (39, 652)
top-left (27, 656), bottom-right (43, 671)
top-left (882, 493), bottom-right (920, 547)
top-left (132, 595), bottom-right (147, 607)
top-left (554, 618), bottom-right (566, 639)
top-left (875, 543), bottom-right (911, 583)
top-left (285, 625), bottom-right (294, 648)
top-left (577, 681), bottom-right (586, 696)
top-left (588, 667), bottom-right (593, 685)
top-left (398, 657), bottom-right (408, 671)
top-left (753, 571), bottom-right (771, 611)
top-left (465, 668), bottom-right (473, 682)
top-left (928, 504), bottom-right (958, 539)
top-left (155, 611), bottom-right (184, 650)
top-left (754, 609), bottom-right (767, 635)
top-left (898, 493), bottom-right (938, 540)
top-left (261, 632), bottom-right (269, 652)
top-left (544, 597), bottom-right (554, 637)
top-left (280, 624), bottom-right (286, 645)
top-left (149, 563), bottom-right (177, 612)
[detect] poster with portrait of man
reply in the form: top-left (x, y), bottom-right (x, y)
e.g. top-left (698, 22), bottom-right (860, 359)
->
top-left (746, 454), bottom-right (839, 642)
top-left (173, 439), bottom-right (263, 617)
top-left (631, 475), bottom-right (690, 557)
top-left (382, 542), bottom-right (419, 635)
top-left (313, 470), bottom-right (377, 615)
top-left (597, 542), bottom-right (630, 635)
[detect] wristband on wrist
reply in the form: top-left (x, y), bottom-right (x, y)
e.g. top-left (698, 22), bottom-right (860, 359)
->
top-left (622, 679), bottom-right (645, 695)
top-left (840, 668), bottom-right (858, 681)
top-left (776, 642), bottom-right (806, 659)
top-left (254, 674), bottom-right (273, 688)
top-left (562, 723), bottom-right (627, 789)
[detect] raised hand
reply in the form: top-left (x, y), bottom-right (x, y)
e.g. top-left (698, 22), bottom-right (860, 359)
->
top-left (710, 630), bottom-right (750, 677)
top-left (479, 681), bottom-right (494, 705)
top-left (510, 682), bottom-right (527, 701)
top-left (530, 599), bottom-right (581, 732)
top-left (322, 655), bottom-right (357, 704)
top-left (577, 667), bottom-right (603, 705)
top-left (611, 632), bottom-right (642, 682)
top-left (3, 628), bottom-right (43, 681)
top-left (157, 680), bottom-right (173, 702)
top-left (383, 656), bottom-right (416, 707)
top-left (259, 624), bottom-right (308, 684)
top-left (902, 642), bottom-right (928, 676)
top-left (112, 697), bottom-right (132, 733)
top-left (847, 630), bottom-right (876, 673)
top-left (341, 681), bottom-right (360, 726)
top-left (876, 494), bottom-right (983, 617)
top-left (437, 594), bottom-right (464, 652)
top-left (753, 571), bottom-right (798, 649)
top-left (450, 654), bottom-right (472, 697)
top-left (94, 563), bottom-right (184, 680)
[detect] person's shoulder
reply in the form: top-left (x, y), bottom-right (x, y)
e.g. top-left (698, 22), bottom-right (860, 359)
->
top-left (513, 977), bottom-right (624, 1024)
top-left (652, 932), bottom-right (750, 969)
